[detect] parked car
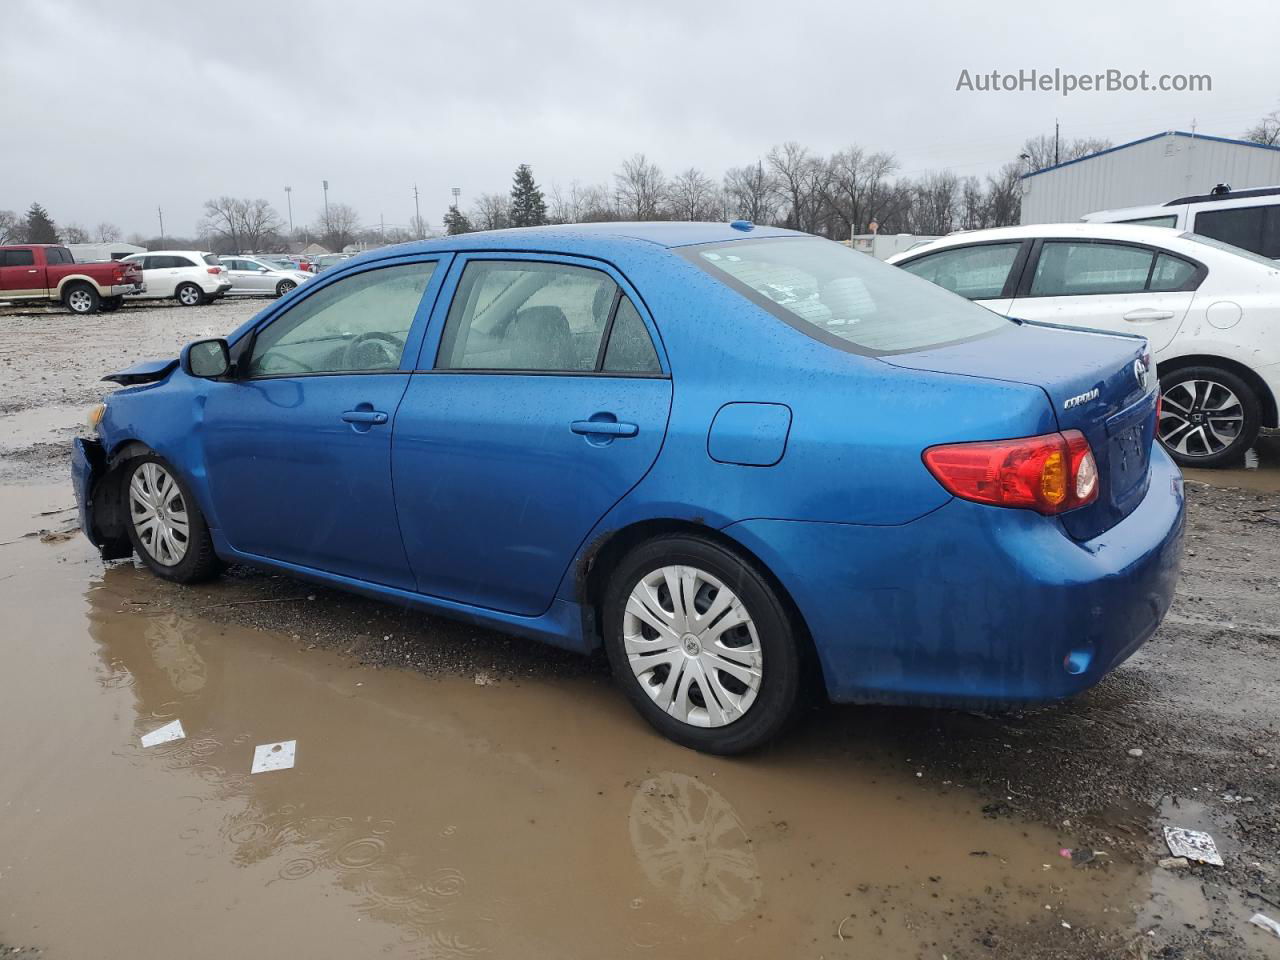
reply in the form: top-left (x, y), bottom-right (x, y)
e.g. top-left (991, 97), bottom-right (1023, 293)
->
top-left (0, 243), bottom-right (145, 314)
top-left (219, 255), bottom-right (311, 297)
top-left (890, 223), bottom-right (1280, 467)
top-left (1082, 184), bottom-right (1280, 260)
top-left (73, 222), bottom-right (1184, 754)
top-left (312, 253), bottom-right (352, 272)
top-left (119, 251), bottom-right (231, 306)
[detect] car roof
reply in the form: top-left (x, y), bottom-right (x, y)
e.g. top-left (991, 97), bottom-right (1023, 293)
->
top-left (127, 249), bottom-right (212, 256)
top-left (358, 221), bottom-right (804, 263)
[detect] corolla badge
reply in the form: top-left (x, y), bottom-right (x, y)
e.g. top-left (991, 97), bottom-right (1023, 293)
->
top-left (1134, 358), bottom-right (1149, 391)
top-left (1063, 387), bottom-right (1100, 410)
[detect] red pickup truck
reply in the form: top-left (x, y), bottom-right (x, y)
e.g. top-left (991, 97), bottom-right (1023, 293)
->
top-left (0, 244), bottom-right (145, 314)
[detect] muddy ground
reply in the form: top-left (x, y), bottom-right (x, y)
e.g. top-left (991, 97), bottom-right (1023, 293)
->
top-left (2, 298), bottom-right (1279, 959)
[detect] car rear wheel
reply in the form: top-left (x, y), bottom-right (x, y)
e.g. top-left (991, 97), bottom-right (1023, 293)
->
top-left (603, 534), bottom-right (801, 754)
top-left (64, 283), bottom-right (100, 315)
top-left (123, 456), bottom-right (223, 583)
top-left (1158, 365), bottom-right (1260, 468)
top-left (275, 279), bottom-right (296, 297)
top-left (176, 283), bottom-right (204, 307)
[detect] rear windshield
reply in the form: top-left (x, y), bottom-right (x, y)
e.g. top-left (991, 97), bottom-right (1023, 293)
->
top-left (684, 237), bottom-right (1009, 354)
top-left (203, 254), bottom-right (223, 266)
top-left (1182, 232), bottom-right (1280, 268)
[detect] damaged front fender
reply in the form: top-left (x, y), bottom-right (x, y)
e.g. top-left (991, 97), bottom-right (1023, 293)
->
top-left (71, 438), bottom-right (132, 560)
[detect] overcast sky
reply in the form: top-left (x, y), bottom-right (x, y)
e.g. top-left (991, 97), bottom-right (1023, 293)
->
top-left (3, 0), bottom-right (1277, 238)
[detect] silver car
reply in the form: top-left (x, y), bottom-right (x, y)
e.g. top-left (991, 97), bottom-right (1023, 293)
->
top-left (220, 256), bottom-right (311, 297)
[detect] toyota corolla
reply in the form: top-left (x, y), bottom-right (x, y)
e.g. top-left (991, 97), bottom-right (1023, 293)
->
top-left (72, 222), bottom-right (1185, 754)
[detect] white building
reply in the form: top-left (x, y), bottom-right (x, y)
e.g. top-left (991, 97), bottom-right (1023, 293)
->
top-left (1019, 130), bottom-right (1280, 224)
top-left (66, 241), bottom-right (145, 262)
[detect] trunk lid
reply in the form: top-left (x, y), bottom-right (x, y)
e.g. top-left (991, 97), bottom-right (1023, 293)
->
top-left (882, 320), bottom-right (1157, 540)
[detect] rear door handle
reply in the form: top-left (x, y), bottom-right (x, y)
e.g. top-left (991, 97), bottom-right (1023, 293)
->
top-left (342, 409), bottom-right (388, 424)
top-left (571, 419), bottom-right (638, 437)
top-left (1123, 308), bottom-right (1175, 321)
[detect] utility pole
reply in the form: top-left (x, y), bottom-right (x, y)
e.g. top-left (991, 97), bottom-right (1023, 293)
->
top-left (451, 187), bottom-right (461, 211)
top-left (1054, 119), bottom-right (1060, 166)
top-left (157, 206), bottom-right (165, 242)
top-left (322, 180), bottom-right (330, 221)
top-left (412, 184), bottom-right (422, 239)
top-left (284, 186), bottom-right (293, 234)
top-left (380, 213), bottom-right (385, 243)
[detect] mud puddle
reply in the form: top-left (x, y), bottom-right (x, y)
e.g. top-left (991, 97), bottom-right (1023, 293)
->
top-left (0, 484), bottom-right (1171, 959)
top-left (1184, 433), bottom-right (1280, 494)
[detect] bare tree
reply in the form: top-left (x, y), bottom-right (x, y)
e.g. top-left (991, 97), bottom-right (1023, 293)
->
top-left (95, 222), bottom-right (122, 242)
top-left (668, 167), bottom-right (717, 220)
top-left (472, 192), bottom-right (511, 231)
top-left (1020, 133), bottom-right (1111, 172)
top-left (200, 197), bottom-right (285, 253)
top-left (1243, 110), bottom-right (1280, 146)
top-left (0, 210), bottom-right (17, 244)
top-left (614, 154), bottom-right (667, 220)
top-left (578, 183), bottom-right (619, 222)
top-left (723, 161), bottom-right (779, 225)
top-left (909, 171), bottom-right (962, 235)
top-left (985, 163), bottom-right (1024, 226)
top-left (957, 176), bottom-right (989, 231)
top-left (766, 142), bottom-right (829, 233)
top-left (314, 202), bottom-right (360, 251)
top-left (823, 147), bottom-right (898, 237)
top-left (63, 223), bottom-right (90, 243)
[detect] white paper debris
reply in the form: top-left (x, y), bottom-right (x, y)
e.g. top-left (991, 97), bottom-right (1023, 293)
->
top-left (1163, 825), bottom-right (1223, 866)
top-left (1250, 913), bottom-right (1280, 939)
top-left (140, 719), bottom-right (185, 748)
top-left (251, 740), bottom-right (297, 774)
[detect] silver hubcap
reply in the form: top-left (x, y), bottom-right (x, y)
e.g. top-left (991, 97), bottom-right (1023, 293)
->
top-left (129, 463), bottom-right (190, 566)
top-left (1160, 379), bottom-right (1244, 458)
top-left (68, 290), bottom-right (92, 312)
top-left (280, 282), bottom-right (294, 294)
top-left (179, 286), bottom-right (199, 305)
top-left (623, 565), bottom-right (763, 728)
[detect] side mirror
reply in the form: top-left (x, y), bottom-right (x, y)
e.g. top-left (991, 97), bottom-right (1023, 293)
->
top-left (258, 267), bottom-right (269, 273)
top-left (182, 338), bottom-right (231, 379)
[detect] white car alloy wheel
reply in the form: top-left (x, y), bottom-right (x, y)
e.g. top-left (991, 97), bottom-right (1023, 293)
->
top-left (623, 565), bottom-right (763, 728)
top-left (178, 284), bottom-right (202, 306)
top-left (129, 462), bottom-right (190, 566)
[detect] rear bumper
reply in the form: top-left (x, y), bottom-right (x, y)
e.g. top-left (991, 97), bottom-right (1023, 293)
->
top-left (723, 447), bottom-right (1186, 706)
top-left (110, 282), bottom-right (145, 296)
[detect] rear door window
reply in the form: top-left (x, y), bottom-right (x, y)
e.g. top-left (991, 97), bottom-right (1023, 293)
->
top-left (898, 242), bottom-right (1022, 299)
top-left (1192, 205), bottom-right (1266, 255)
top-left (1148, 254), bottom-right (1198, 291)
top-left (602, 296), bottom-right (661, 373)
top-left (1, 249), bottom-right (35, 267)
top-left (436, 260), bottom-right (619, 372)
top-left (1029, 242), bottom-right (1154, 296)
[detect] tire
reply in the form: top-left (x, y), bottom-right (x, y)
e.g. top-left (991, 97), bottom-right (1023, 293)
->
top-left (275, 279), bottom-right (297, 298)
top-left (122, 455), bottom-right (223, 584)
top-left (100, 296), bottom-right (123, 312)
top-left (602, 534), bottom-right (801, 754)
top-left (64, 283), bottom-right (100, 315)
top-left (176, 283), bottom-right (205, 307)
top-left (1158, 365), bottom-right (1261, 468)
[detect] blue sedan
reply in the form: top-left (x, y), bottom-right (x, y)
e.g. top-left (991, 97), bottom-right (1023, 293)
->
top-left (72, 222), bottom-right (1185, 753)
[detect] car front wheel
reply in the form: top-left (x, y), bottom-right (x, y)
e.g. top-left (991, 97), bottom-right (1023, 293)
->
top-left (603, 534), bottom-right (801, 754)
top-left (1158, 365), bottom-right (1260, 468)
top-left (123, 456), bottom-right (223, 583)
top-left (275, 279), bottom-right (296, 297)
top-left (176, 282), bottom-right (204, 307)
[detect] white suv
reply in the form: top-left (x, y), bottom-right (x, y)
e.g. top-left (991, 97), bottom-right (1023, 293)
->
top-left (889, 223), bottom-right (1280, 467)
top-left (119, 251), bottom-right (232, 306)
top-left (1082, 185), bottom-right (1280, 260)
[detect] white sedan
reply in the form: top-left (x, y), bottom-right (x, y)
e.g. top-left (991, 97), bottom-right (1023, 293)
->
top-left (889, 223), bottom-right (1280, 467)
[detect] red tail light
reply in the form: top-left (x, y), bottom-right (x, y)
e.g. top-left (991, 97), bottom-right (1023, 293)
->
top-left (207, 266), bottom-right (222, 274)
top-left (923, 430), bottom-right (1099, 514)
top-left (112, 267), bottom-right (124, 282)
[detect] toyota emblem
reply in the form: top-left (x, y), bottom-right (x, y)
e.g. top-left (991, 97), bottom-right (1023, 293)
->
top-left (1133, 358), bottom-right (1149, 391)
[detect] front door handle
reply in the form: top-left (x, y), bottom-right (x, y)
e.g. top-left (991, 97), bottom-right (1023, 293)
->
top-left (342, 409), bottom-right (388, 425)
top-left (1123, 308), bottom-right (1175, 322)
top-left (571, 419), bottom-right (638, 437)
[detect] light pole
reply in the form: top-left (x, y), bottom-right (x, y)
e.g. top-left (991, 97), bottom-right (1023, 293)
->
top-left (451, 187), bottom-right (461, 210)
top-left (322, 180), bottom-right (330, 220)
top-left (413, 184), bottom-right (422, 238)
top-left (284, 186), bottom-right (293, 234)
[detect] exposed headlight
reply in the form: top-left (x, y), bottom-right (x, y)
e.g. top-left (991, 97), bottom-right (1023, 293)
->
top-left (88, 402), bottom-right (106, 431)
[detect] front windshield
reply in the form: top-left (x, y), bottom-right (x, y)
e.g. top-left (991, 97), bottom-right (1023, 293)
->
top-left (685, 236), bottom-right (1010, 354)
top-left (1182, 232), bottom-right (1280, 268)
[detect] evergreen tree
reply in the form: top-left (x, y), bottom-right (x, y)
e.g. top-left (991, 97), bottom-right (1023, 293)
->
top-left (508, 164), bottom-right (547, 227)
top-left (443, 205), bottom-right (473, 235)
top-left (23, 202), bottom-right (59, 243)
